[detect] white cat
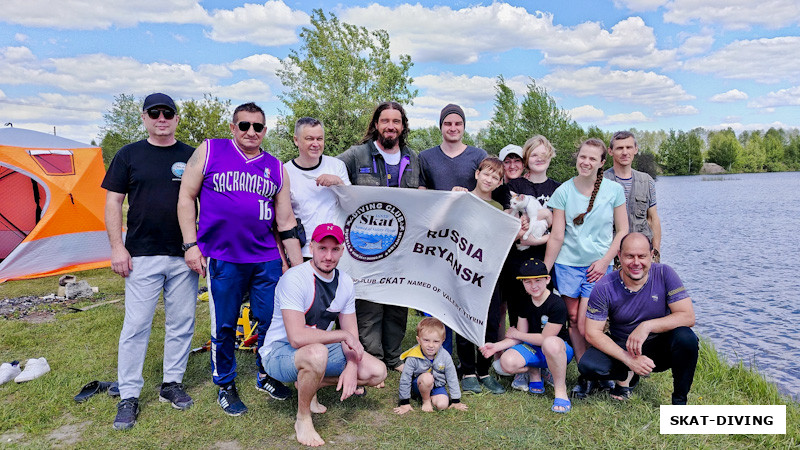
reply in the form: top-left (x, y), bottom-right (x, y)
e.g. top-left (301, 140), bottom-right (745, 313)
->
top-left (509, 192), bottom-right (549, 250)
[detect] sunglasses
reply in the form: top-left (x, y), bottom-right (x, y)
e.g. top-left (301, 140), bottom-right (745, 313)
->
top-left (236, 121), bottom-right (265, 133)
top-left (146, 108), bottom-right (176, 120)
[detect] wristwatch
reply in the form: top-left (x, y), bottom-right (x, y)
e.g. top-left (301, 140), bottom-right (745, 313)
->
top-left (181, 242), bottom-right (197, 252)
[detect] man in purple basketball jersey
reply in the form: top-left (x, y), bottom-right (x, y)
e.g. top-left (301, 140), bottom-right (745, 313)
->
top-left (178, 102), bottom-right (303, 416)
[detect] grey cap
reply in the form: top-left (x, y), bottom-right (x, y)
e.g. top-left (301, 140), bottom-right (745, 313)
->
top-left (439, 104), bottom-right (465, 128)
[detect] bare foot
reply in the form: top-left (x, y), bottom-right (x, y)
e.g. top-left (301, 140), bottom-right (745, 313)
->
top-left (310, 394), bottom-right (327, 414)
top-left (394, 363), bottom-right (405, 373)
top-left (295, 415), bottom-right (325, 447)
top-left (421, 400), bottom-right (434, 412)
top-left (375, 381), bottom-right (385, 389)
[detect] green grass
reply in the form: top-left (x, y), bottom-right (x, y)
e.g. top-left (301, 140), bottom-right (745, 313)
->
top-left (1, 268), bottom-right (797, 448)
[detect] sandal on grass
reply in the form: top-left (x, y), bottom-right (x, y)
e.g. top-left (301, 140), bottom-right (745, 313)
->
top-left (610, 384), bottom-right (634, 401)
top-left (74, 380), bottom-right (114, 403)
top-left (353, 386), bottom-right (367, 397)
top-left (551, 397), bottom-right (571, 414)
top-left (528, 381), bottom-right (545, 394)
top-left (610, 374), bottom-right (639, 401)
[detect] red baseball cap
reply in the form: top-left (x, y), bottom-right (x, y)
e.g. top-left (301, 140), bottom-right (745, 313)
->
top-left (312, 223), bottom-right (344, 244)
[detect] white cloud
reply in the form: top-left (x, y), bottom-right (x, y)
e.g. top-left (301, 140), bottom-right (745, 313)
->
top-left (206, 1), bottom-right (308, 46)
top-left (706, 121), bottom-right (799, 132)
top-left (679, 34), bottom-right (714, 56)
top-left (567, 105), bottom-right (655, 127)
top-left (0, 46), bottom-right (281, 116)
top-left (14, 33), bottom-right (28, 42)
top-left (612, 0), bottom-right (668, 11)
top-left (684, 37), bottom-right (800, 84)
top-left (228, 54), bottom-right (284, 82)
top-left (413, 73), bottom-right (530, 104)
top-left (215, 79), bottom-right (275, 103)
top-left (0, 0), bottom-right (209, 29)
top-left (542, 17), bottom-right (677, 69)
top-left (0, 47), bottom-right (235, 98)
top-left (605, 111), bottom-right (651, 124)
top-left (569, 105), bottom-right (605, 121)
top-left (653, 105), bottom-right (699, 116)
top-left (663, 0), bottom-right (800, 29)
top-left (0, 93), bottom-right (105, 127)
top-left (541, 67), bottom-right (694, 108)
top-left (340, 4), bottom-right (675, 69)
top-left (748, 86), bottom-right (800, 108)
top-left (2, 46), bottom-right (36, 63)
top-left (710, 89), bottom-right (748, 103)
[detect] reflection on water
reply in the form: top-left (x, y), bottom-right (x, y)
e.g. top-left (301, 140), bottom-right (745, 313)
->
top-left (657, 172), bottom-right (800, 399)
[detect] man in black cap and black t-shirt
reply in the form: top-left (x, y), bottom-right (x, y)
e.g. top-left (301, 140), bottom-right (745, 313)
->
top-left (103, 93), bottom-right (198, 430)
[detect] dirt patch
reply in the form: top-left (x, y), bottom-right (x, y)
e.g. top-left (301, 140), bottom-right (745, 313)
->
top-left (211, 441), bottom-right (242, 450)
top-left (0, 295), bottom-right (90, 320)
top-left (330, 432), bottom-right (362, 444)
top-left (48, 421), bottom-right (90, 447)
top-left (0, 432), bottom-right (24, 444)
top-left (20, 310), bottom-right (56, 323)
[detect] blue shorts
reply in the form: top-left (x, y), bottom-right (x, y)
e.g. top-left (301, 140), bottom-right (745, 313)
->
top-left (261, 341), bottom-right (347, 383)
top-left (553, 263), bottom-right (612, 298)
top-left (510, 342), bottom-right (574, 368)
top-left (411, 376), bottom-right (448, 398)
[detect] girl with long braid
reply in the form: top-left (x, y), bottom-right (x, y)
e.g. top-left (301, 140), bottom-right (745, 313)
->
top-left (543, 138), bottom-right (628, 398)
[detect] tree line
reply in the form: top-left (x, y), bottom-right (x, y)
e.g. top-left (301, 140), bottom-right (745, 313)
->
top-left (98, 9), bottom-right (799, 180)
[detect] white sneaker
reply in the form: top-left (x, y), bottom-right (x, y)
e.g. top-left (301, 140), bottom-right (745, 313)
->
top-left (512, 372), bottom-right (529, 391)
top-left (15, 358), bottom-right (50, 383)
top-left (0, 361), bottom-right (22, 385)
top-left (492, 359), bottom-right (511, 377)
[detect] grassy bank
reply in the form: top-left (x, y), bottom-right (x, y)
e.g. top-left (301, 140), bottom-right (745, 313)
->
top-left (1, 268), bottom-right (797, 448)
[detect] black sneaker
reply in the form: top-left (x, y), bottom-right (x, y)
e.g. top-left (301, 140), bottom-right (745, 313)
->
top-left (256, 373), bottom-right (291, 400)
top-left (597, 379), bottom-right (616, 392)
top-left (218, 382), bottom-right (248, 416)
top-left (571, 377), bottom-right (596, 399)
top-left (108, 381), bottom-right (120, 397)
top-left (159, 382), bottom-right (193, 410)
top-left (113, 397), bottom-right (139, 430)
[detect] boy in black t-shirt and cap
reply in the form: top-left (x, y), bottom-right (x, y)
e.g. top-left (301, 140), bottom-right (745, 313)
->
top-left (480, 258), bottom-right (574, 413)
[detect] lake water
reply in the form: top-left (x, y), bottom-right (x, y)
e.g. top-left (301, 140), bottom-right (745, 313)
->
top-left (657, 171), bottom-right (800, 399)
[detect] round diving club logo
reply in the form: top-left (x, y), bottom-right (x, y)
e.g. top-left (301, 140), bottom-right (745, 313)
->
top-left (344, 202), bottom-right (406, 262)
top-left (171, 162), bottom-right (186, 180)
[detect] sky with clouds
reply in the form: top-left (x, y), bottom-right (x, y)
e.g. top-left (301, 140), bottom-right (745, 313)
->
top-left (1, 0), bottom-right (798, 144)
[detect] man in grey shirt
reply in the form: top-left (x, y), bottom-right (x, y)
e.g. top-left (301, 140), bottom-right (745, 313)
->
top-left (418, 104), bottom-right (487, 191)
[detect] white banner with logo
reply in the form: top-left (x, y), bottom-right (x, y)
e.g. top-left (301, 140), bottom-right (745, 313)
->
top-left (330, 185), bottom-right (520, 346)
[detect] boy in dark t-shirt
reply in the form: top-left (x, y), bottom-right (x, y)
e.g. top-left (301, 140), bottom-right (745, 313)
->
top-left (480, 258), bottom-right (574, 413)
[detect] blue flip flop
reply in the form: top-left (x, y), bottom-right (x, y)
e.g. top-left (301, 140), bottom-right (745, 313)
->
top-left (528, 381), bottom-right (545, 394)
top-left (551, 397), bottom-right (571, 414)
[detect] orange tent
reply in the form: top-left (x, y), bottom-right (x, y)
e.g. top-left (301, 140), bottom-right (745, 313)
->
top-left (0, 128), bottom-right (110, 282)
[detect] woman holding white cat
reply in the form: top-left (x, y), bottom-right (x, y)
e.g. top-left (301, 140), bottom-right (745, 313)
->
top-left (543, 138), bottom-right (628, 398)
top-left (501, 135), bottom-right (561, 391)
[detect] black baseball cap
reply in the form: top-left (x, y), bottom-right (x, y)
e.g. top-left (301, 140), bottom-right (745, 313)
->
top-left (517, 258), bottom-right (549, 279)
top-left (143, 93), bottom-right (177, 112)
